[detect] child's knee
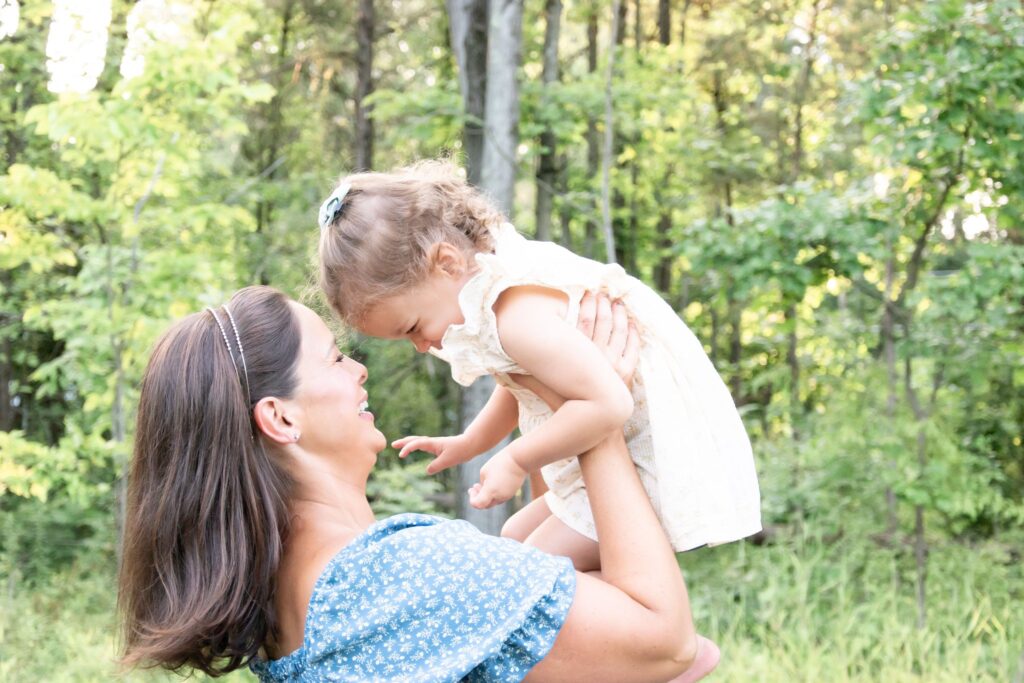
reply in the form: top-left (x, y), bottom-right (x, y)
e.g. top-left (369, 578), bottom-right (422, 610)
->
top-left (501, 513), bottom-right (531, 542)
top-left (501, 501), bottom-right (548, 542)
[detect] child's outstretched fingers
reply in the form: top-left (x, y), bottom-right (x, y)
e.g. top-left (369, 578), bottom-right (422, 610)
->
top-left (391, 435), bottom-right (432, 458)
top-left (395, 434), bottom-right (477, 474)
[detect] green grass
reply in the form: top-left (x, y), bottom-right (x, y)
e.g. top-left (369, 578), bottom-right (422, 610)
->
top-left (681, 534), bottom-right (1024, 682)
top-left (1, 534), bottom-right (1021, 681)
top-left (0, 554), bottom-right (247, 683)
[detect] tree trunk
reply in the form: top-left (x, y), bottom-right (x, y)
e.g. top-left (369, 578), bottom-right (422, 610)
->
top-left (882, 251), bottom-right (900, 539)
top-left (557, 151), bottom-right (572, 249)
top-left (784, 0), bottom-right (821, 438)
top-left (785, 303), bottom-right (801, 441)
top-left (480, 0), bottom-right (522, 213)
top-left (679, 0), bottom-right (692, 46)
top-left (710, 63), bottom-right (742, 400)
top-left (584, 5), bottom-right (600, 259)
top-left (633, 0), bottom-right (642, 49)
top-left (253, 0), bottom-right (294, 285)
top-left (0, 271), bottom-right (12, 432)
top-left (354, 0), bottom-right (375, 171)
top-left (652, 0), bottom-right (674, 295)
top-left (535, 0), bottom-right (562, 242)
top-left (658, 0), bottom-right (670, 43)
top-left (600, 0), bottom-right (622, 264)
top-left (610, 0), bottom-right (629, 268)
top-left (449, 0), bottom-right (523, 533)
top-left (447, 0), bottom-right (488, 184)
top-left (903, 355), bottom-right (938, 630)
top-left (791, 0), bottom-right (821, 180)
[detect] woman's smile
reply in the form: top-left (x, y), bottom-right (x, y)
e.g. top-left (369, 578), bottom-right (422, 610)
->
top-left (357, 396), bottom-right (374, 421)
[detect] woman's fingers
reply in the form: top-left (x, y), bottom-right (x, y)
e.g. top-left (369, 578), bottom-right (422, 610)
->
top-left (578, 290), bottom-right (639, 384)
top-left (592, 294), bottom-right (614, 346)
top-left (577, 291), bottom-right (597, 339)
top-left (617, 323), bottom-right (641, 385)
top-left (606, 301), bottom-right (629, 359)
top-left (584, 295), bottom-right (641, 385)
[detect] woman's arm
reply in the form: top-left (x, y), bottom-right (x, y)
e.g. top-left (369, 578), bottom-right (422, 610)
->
top-left (527, 434), bottom-right (696, 682)
top-left (526, 296), bottom-right (697, 682)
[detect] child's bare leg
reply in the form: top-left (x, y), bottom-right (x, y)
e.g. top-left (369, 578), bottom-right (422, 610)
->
top-left (501, 495), bottom-right (554, 542)
top-left (524, 512), bottom-right (601, 572)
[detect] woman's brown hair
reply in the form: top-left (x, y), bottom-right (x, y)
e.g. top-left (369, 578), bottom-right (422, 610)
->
top-left (318, 159), bottom-right (506, 324)
top-left (118, 286), bottom-right (300, 676)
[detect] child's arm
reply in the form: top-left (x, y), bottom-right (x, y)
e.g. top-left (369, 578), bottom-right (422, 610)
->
top-left (468, 286), bottom-right (635, 508)
top-left (392, 384), bottom-right (519, 474)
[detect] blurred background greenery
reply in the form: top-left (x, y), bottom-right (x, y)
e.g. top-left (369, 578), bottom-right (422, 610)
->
top-left (1, 0), bottom-right (1022, 680)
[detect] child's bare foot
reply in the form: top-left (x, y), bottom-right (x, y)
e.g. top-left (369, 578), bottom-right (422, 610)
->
top-left (666, 635), bottom-right (720, 683)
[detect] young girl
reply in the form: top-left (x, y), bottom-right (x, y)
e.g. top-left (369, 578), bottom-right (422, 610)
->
top-left (317, 160), bottom-right (760, 678)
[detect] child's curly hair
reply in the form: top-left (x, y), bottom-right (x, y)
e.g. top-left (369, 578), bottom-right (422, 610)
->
top-left (318, 159), bottom-right (505, 324)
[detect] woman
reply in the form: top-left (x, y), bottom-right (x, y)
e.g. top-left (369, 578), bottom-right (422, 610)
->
top-left (118, 286), bottom-right (701, 682)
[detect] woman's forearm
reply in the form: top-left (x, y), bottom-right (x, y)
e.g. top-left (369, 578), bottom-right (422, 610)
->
top-left (580, 433), bottom-right (691, 626)
top-left (522, 293), bottom-right (695, 682)
top-left (526, 432), bottom-right (696, 683)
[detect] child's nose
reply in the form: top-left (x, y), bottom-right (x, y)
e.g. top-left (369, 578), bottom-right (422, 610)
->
top-left (412, 338), bottom-right (432, 353)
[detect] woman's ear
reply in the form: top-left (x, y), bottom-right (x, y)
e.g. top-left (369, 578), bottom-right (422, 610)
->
top-left (428, 242), bottom-right (468, 278)
top-left (253, 396), bottom-right (300, 445)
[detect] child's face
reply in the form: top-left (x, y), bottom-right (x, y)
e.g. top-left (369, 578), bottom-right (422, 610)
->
top-left (357, 269), bottom-right (469, 354)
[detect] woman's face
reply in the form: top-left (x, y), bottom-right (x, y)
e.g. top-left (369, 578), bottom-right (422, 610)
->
top-left (287, 303), bottom-right (387, 461)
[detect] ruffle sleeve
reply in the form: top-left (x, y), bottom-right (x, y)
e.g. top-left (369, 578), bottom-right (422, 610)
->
top-left (250, 514), bottom-right (575, 682)
top-left (432, 223), bottom-right (638, 387)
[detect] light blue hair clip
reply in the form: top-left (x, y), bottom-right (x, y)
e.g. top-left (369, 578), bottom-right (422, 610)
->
top-left (318, 182), bottom-right (352, 230)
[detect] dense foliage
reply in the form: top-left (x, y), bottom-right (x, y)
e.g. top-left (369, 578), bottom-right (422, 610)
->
top-left (1, 0), bottom-right (1021, 680)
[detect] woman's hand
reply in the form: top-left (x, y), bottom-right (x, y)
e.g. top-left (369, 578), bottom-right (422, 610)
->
top-left (575, 292), bottom-right (640, 388)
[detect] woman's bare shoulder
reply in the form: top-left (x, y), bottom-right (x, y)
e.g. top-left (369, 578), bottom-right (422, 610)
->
top-left (271, 522), bottom-right (361, 657)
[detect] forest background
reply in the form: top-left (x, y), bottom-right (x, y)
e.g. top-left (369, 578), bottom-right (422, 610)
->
top-left (1, 0), bottom-right (1022, 681)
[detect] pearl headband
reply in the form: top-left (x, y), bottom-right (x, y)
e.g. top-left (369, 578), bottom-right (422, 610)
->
top-left (207, 305), bottom-right (251, 401)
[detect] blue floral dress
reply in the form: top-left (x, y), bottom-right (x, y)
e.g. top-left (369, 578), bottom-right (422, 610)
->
top-left (250, 513), bottom-right (576, 682)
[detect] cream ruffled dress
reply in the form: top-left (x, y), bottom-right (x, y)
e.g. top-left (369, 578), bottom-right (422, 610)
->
top-left (431, 223), bottom-right (761, 551)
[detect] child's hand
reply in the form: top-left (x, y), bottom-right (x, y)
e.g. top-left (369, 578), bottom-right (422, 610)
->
top-left (467, 449), bottom-right (528, 509)
top-left (391, 434), bottom-right (478, 475)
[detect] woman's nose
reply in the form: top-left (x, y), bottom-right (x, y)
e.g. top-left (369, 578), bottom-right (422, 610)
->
top-left (348, 356), bottom-right (369, 383)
